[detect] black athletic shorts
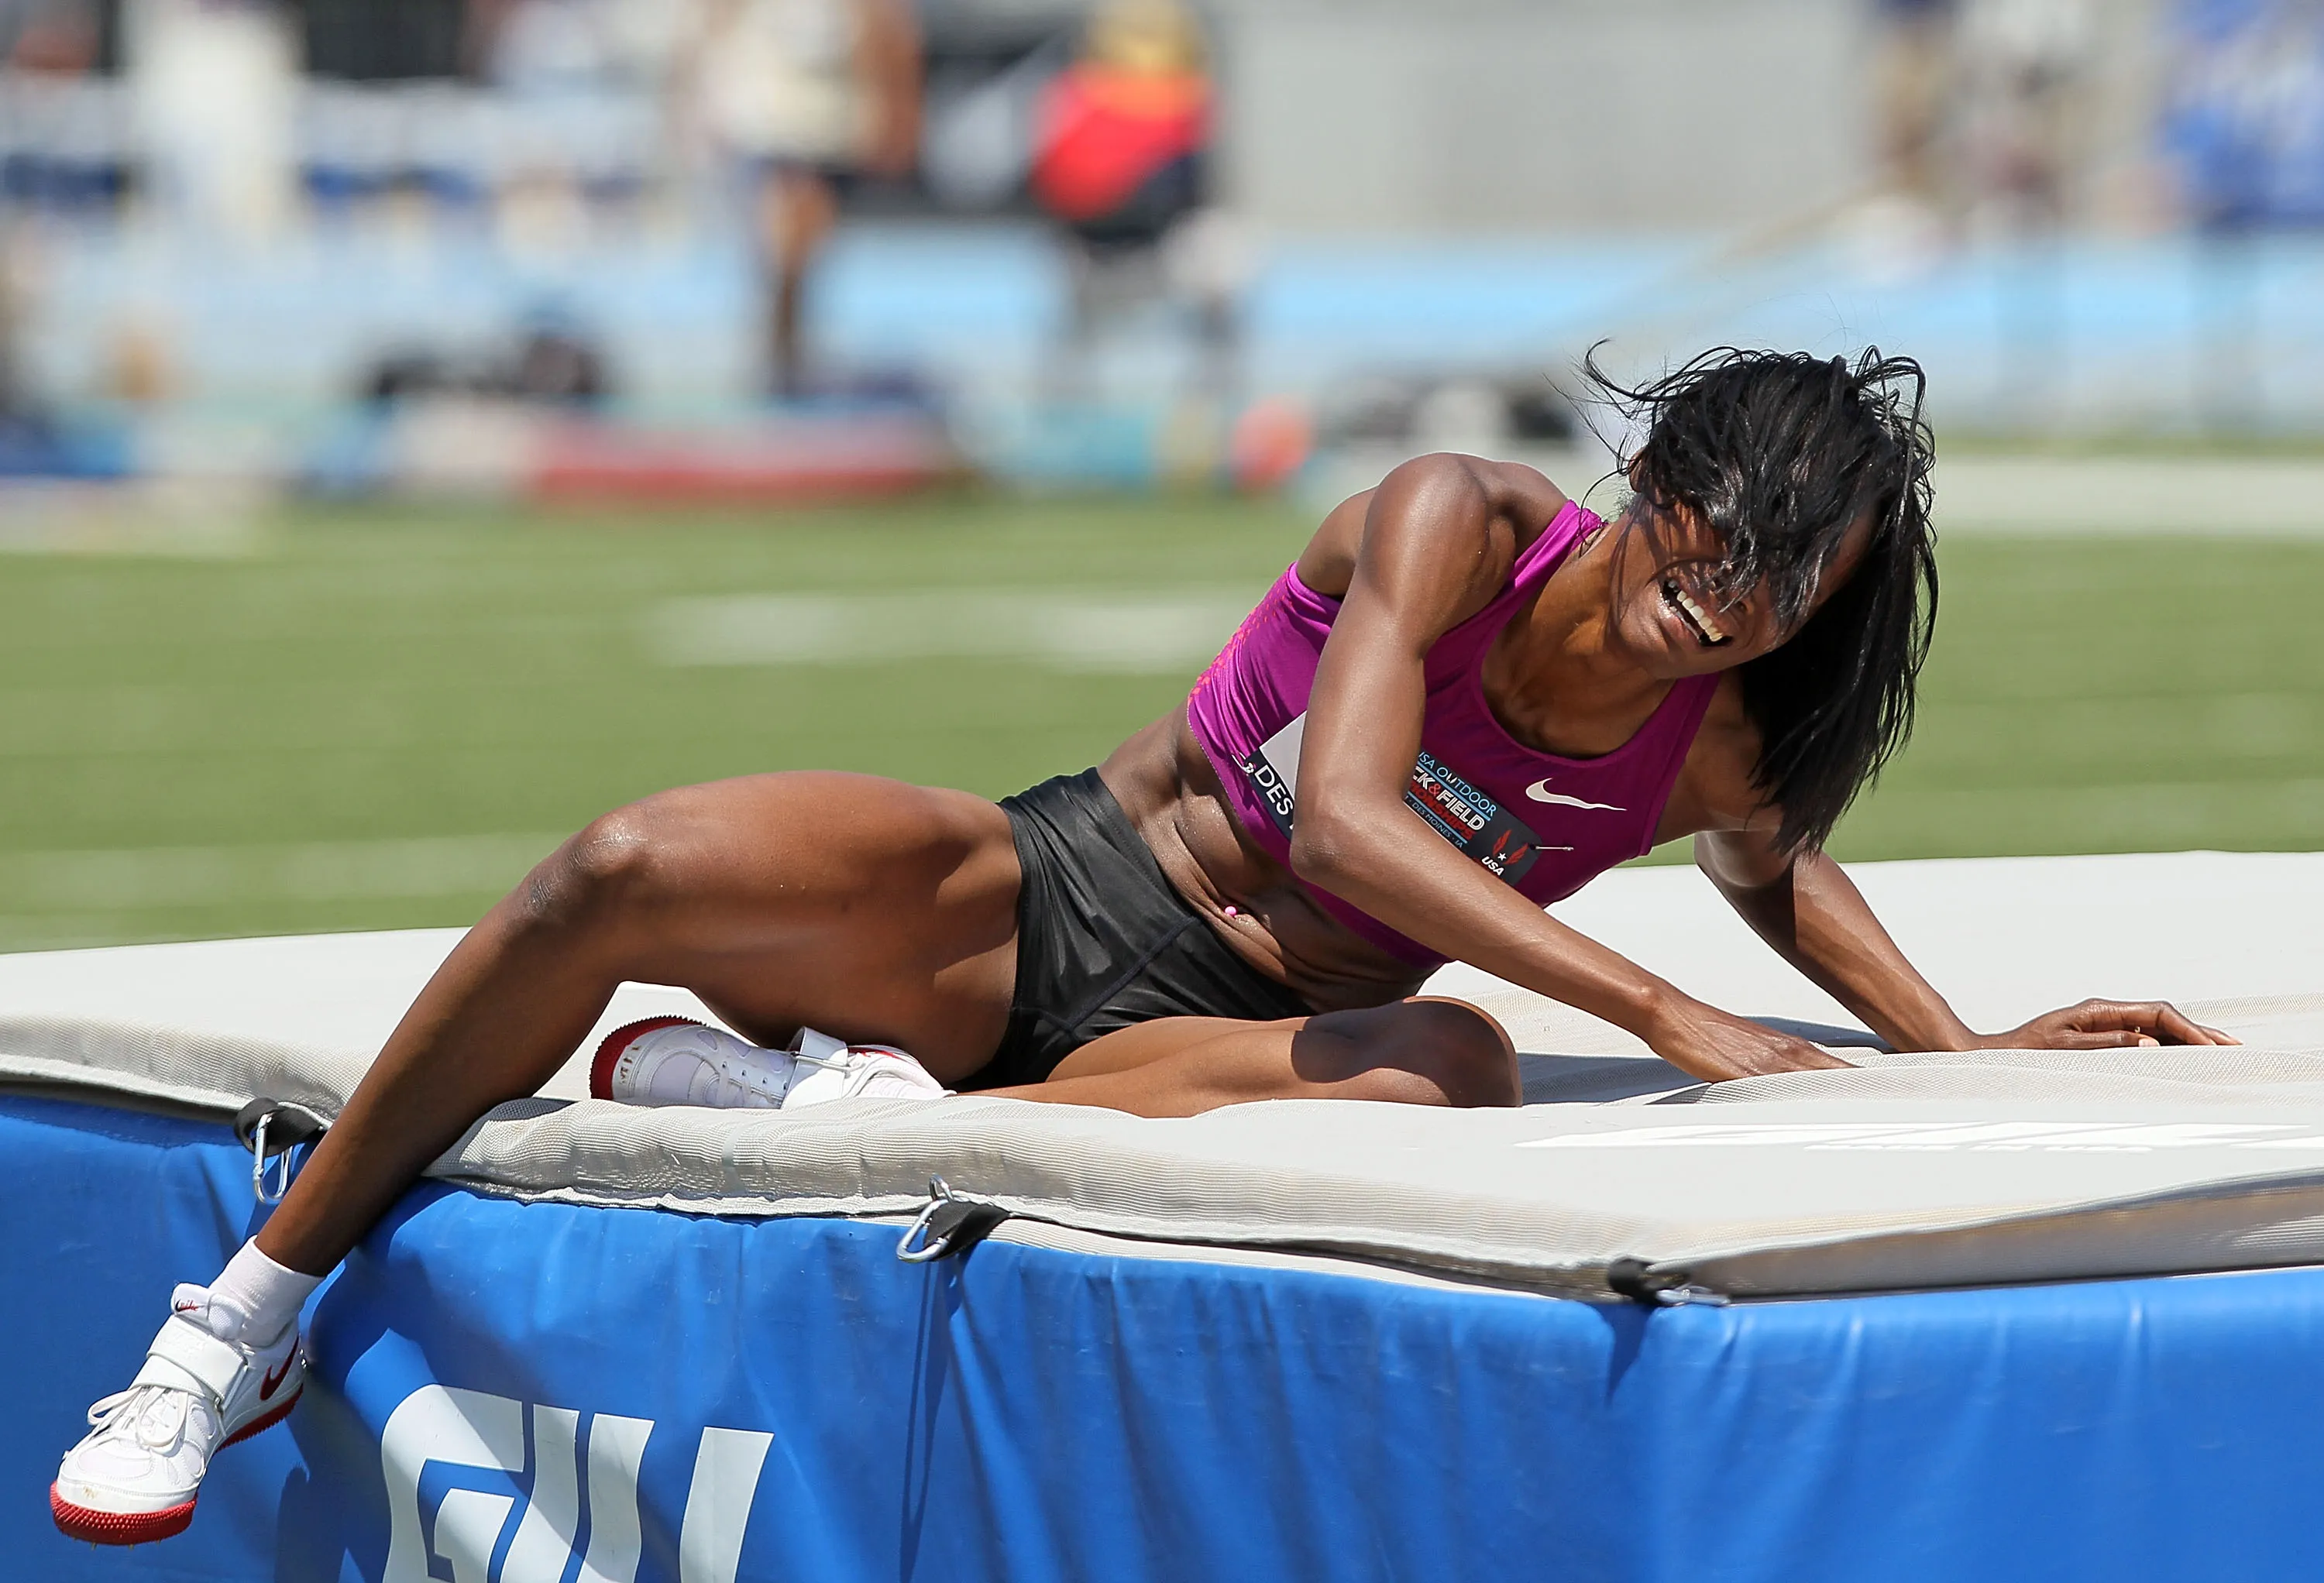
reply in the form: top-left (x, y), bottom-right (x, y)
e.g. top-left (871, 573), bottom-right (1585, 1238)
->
top-left (962, 769), bottom-right (1315, 1090)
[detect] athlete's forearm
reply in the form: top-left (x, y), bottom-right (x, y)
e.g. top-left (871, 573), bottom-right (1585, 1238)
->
top-left (1698, 841), bottom-right (1975, 1052)
top-left (1292, 630), bottom-right (1676, 1032)
top-left (1285, 450), bottom-right (1679, 1036)
top-left (1294, 798), bottom-right (1679, 1035)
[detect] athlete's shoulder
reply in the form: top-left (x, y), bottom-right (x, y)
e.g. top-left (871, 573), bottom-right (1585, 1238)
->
top-left (1669, 674), bottom-right (1772, 836)
top-left (1296, 455), bottom-right (1572, 604)
top-left (1453, 455), bottom-right (1571, 537)
top-left (1474, 452), bottom-right (1570, 502)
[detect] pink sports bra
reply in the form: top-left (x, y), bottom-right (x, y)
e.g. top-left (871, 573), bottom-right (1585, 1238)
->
top-left (1184, 500), bottom-right (1718, 968)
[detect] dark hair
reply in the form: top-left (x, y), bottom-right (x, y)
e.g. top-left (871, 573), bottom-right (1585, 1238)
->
top-left (1585, 345), bottom-right (1939, 853)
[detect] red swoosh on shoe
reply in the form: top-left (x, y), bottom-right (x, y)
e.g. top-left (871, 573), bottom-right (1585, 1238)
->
top-left (259, 1353), bottom-right (297, 1402)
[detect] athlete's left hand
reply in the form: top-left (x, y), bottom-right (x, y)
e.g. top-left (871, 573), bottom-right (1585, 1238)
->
top-left (1973, 998), bottom-right (2238, 1050)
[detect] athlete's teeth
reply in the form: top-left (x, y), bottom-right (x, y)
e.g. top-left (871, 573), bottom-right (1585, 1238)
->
top-left (1676, 588), bottom-right (1723, 640)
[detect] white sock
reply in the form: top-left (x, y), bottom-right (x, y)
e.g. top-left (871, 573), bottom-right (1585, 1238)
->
top-left (201, 1240), bottom-right (323, 1346)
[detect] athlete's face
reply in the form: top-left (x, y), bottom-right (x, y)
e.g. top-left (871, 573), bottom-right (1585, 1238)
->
top-left (1598, 498), bottom-right (1871, 679)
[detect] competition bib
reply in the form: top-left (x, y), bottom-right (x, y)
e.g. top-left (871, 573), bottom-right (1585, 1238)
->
top-left (1233, 713), bottom-right (1566, 884)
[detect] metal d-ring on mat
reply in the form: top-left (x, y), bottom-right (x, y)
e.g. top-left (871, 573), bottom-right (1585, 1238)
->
top-left (231, 1099), bottom-right (333, 1205)
top-left (896, 1175), bottom-right (1012, 1264)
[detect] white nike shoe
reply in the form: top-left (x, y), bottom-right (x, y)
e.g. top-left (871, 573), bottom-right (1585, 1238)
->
top-left (590, 1016), bottom-right (949, 1110)
top-left (52, 1286), bottom-right (305, 1545)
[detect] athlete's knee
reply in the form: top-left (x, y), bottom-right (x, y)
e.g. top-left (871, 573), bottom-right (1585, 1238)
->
top-left (1406, 997), bottom-right (1518, 1107)
top-left (1336, 998), bottom-right (1518, 1109)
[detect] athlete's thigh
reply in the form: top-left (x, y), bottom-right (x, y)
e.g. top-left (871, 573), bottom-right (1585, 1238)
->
top-left (1047, 998), bottom-right (1510, 1091)
top-left (1050, 1000), bottom-right (1477, 1081)
top-left (1043, 1015), bottom-right (1304, 1081)
top-left (604, 771), bottom-right (1019, 1073)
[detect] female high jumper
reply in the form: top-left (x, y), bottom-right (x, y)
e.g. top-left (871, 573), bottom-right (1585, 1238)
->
top-left (53, 348), bottom-right (2229, 1543)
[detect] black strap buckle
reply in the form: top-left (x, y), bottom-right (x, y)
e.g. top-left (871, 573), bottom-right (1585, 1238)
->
top-left (1605, 1256), bottom-right (1730, 1308)
top-left (896, 1175), bottom-right (1011, 1263)
top-left (232, 1099), bottom-right (332, 1205)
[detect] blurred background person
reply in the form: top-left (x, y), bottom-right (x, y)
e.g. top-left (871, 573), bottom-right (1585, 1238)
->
top-left (1030, 0), bottom-right (1230, 404)
top-left (1958, 0), bottom-right (2096, 232)
top-left (127, 0), bottom-right (300, 244)
top-left (687, 0), bottom-right (922, 397)
top-left (0, 0), bottom-right (103, 438)
top-left (1870, 0), bottom-right (1961, 213)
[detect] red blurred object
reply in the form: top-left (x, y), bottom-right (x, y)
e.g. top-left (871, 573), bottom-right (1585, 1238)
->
top-left (1031, 65), bottom-right (1209, 225)
top-left (531, 412), bottom-right (957, 504)
top-left (1229, 397), bottom-right (1314, 493)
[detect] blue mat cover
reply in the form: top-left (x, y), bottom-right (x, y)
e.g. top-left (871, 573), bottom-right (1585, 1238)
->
top-left (11, 1092), bottom-right (2324, 1583)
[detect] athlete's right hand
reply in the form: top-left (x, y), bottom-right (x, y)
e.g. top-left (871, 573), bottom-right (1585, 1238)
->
top-left (1643, 994), bottom-right (1856, 1083)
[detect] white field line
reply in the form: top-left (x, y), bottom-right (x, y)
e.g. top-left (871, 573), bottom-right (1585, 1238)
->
top-left (1863, 778), bottom-right (2324, 842)
top-left (0, 833), bottom-right (566, 911)
top-left (0, 480), bottom-right (270, 558)
top-left (647, 588), bottom-right (1257, 671)
top-left (1320, 451), bottom-right (2324, 537)
top-left (1320, 447), bottom-right (2324, 537)
top-left (1934, 456), bottom-right (2324, 536)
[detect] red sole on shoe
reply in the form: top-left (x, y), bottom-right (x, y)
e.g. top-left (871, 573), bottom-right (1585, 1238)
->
top-left (589, 1015), bottom-right (703, 1101)
top-left (50, 1489), bottom-right (195, 1546)
top-left (50, 1382), bottom-right (302, 1547)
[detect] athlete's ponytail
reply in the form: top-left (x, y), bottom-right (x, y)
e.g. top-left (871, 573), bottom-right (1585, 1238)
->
top-left (1584, 345), bottom-right (1940, 853)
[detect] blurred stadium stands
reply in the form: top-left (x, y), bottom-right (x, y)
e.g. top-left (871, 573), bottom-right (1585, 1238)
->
top-left (0, 0), bottom-right (2322, 499)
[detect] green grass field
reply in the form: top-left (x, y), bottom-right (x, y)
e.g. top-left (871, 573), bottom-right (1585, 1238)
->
top-left (4, 493), bottom-right (2320, 951)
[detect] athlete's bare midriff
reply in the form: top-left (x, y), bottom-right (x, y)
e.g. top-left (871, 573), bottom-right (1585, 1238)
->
top-left (1098, 708), bottom-right (1430, 1013)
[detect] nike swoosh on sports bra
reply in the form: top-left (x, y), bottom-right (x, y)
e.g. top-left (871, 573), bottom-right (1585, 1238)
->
top-left (1184, 500), bottom-right (1719, 969)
